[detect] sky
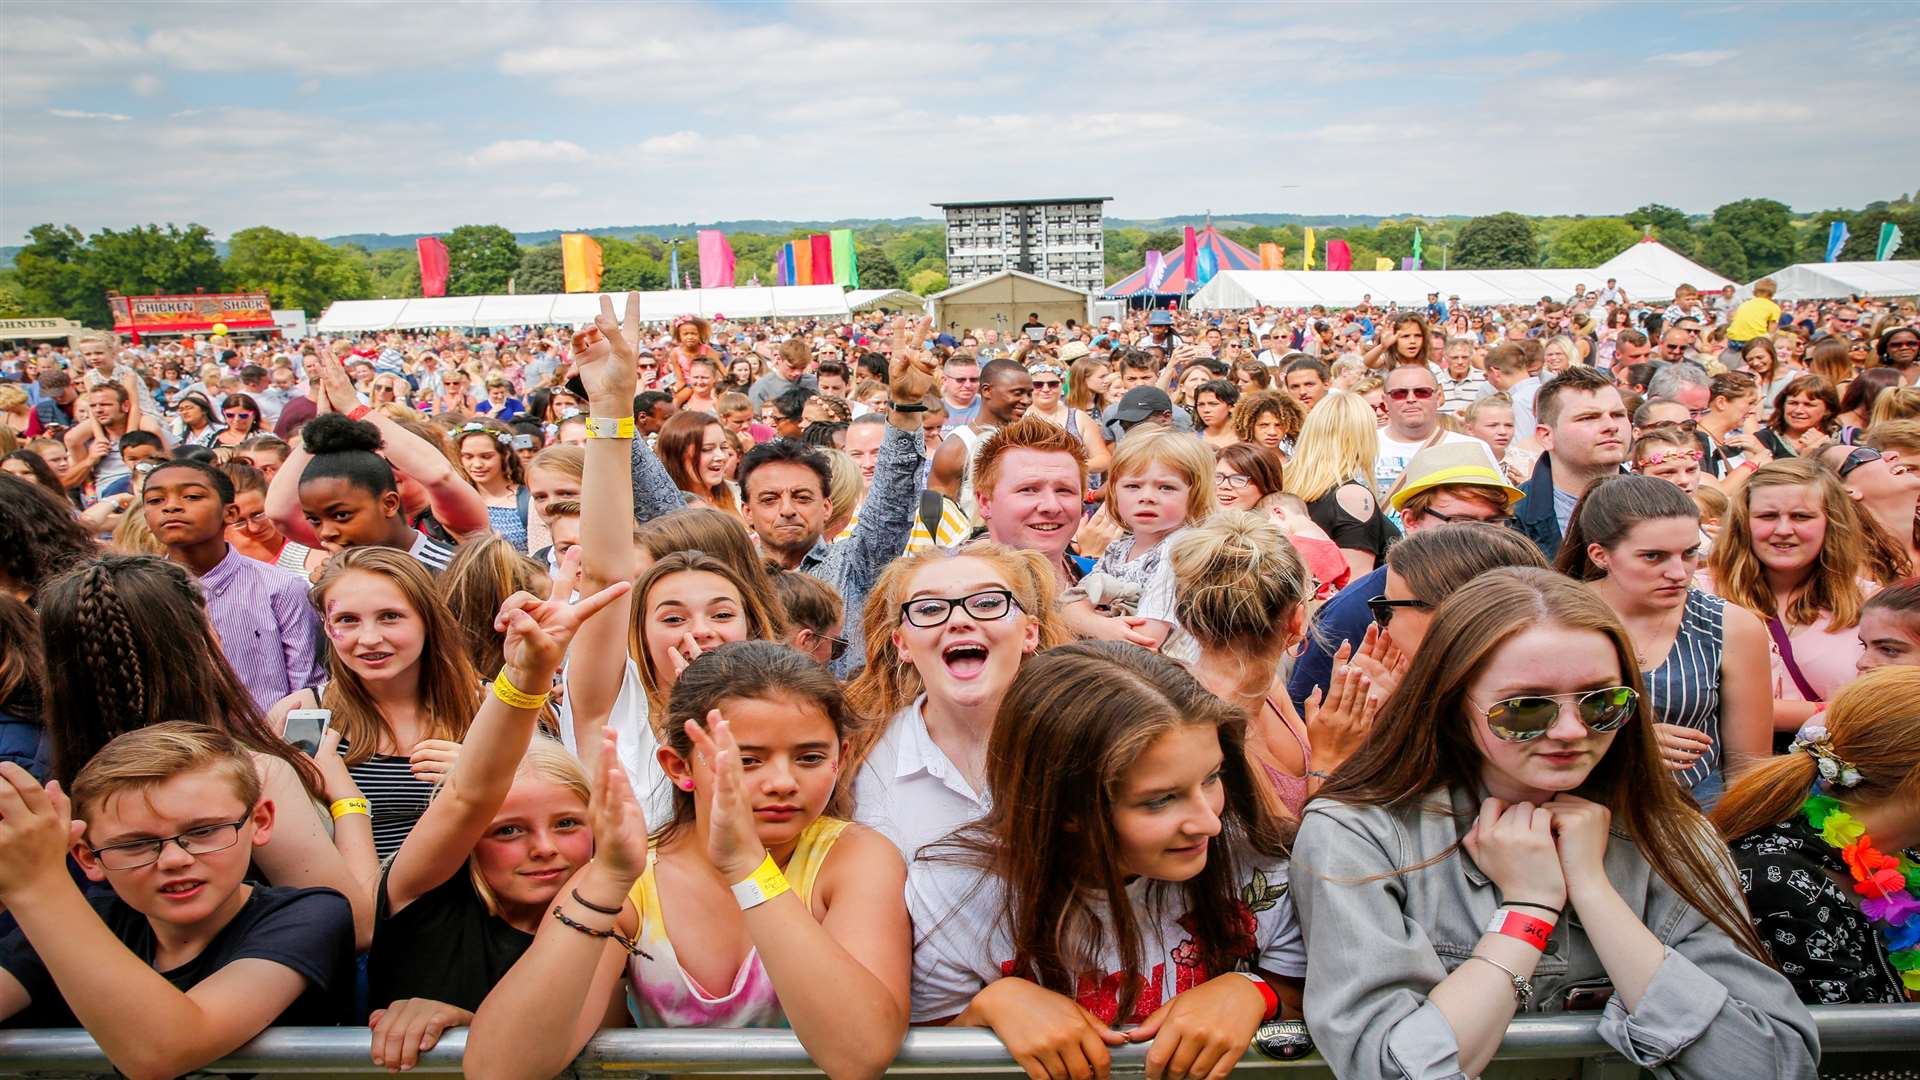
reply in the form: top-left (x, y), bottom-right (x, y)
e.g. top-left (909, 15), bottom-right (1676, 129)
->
top-left (2, 0), bottom-right (1916, 242)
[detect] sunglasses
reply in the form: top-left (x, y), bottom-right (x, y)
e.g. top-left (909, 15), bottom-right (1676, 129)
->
top-left (1478, 685), bottom-right (1638, 742)
top-left (1366, 595), bottom-right (1430, 627)
top-left (825, 633), bottom-right (850, 663)
top-left (1385, 386), bottom-right (1436, 401)
top-left (1031, 380), bottom-right (1062, 389)
top-left (223, 410), bottom-right (254, 419)
top-left (1836, 446), bottom-right (1884, 479)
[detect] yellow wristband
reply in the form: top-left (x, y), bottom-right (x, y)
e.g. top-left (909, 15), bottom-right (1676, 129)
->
top-left (491, 670), bottom-right (550, 710)
top-left (585, 415), bottom-right (635, 440)
top-left (729, 853), bottom-right (791, 910)
top-left (329, 797), bottom-right (370, 821)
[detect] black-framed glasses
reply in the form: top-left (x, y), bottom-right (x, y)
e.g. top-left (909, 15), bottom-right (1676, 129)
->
top-left (1367, 594), bottom-right (1430, 627)
top-left (1213, 472), bottom-right (1253, 490)
top-left (1420, 507), bottom-right (1511, 526)
top-left (1477, 686), bottom-right (1638, 743)
top-left (1837, 446), bottom-right (1883, 479)
top-left (901, 588), bottom-right (1019, 628)
top-left (88, 817), bottom-right (250, 870)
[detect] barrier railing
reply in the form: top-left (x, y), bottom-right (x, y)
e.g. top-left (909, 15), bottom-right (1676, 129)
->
top-left (1, 1005), bottom-right (1914, 1077)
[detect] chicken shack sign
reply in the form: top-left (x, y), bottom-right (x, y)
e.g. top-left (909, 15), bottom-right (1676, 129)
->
top-left (109, 292), bottom-right (275, 338)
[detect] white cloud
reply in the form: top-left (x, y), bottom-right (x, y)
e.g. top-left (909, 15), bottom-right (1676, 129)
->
top-left (130, 73), bottom-right (163, 96)
top-left (1650, 49), bottom-right (1737, 67)
top-left (467, 139), bottom-right (592, 167)
top-left (48, 107), bottom-right (131, 121)
top-left (636, 131), bottom-right (702, 156)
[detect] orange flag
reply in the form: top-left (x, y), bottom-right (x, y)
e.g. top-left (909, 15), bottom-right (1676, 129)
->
top-left (1259, 243), bottom-right (1284, 270)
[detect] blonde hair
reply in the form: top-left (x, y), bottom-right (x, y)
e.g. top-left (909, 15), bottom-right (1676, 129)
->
top-left (1102, 428), bottom-right (1216, 529)
top-left (1708, 458), bottom-right (1872, 629)
top-left (467, 738), bottom-right (589, 916)
top-left (1866, 419), bottom-right (1920, 459)
top-left (110, 496), bottom-right (167, 556)
top-left (843, 544), bottom-right (1068, 726)
top-left (1169, 512), bottom-right (1309, 652)
top-left (0, 385), bottom-right (27, 412)
top-left (821, 447), bottom-right (862, 535)
top-left (528, 443), bottom-right (584, 484)
top-left (440, 536), bottom-right (548, 679)
top-left (71, 721), bottom-right (261, 824)
top-left (1870, 387), bottom-right (1920, 427)
top-left (1283, 390), bottom-right (1379, 503)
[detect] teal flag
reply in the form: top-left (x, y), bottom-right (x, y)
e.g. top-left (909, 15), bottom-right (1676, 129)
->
top-left (1878, 222), bottom-right (1904, 261)
top-left (1412, 227), bottom-right (1424, 269)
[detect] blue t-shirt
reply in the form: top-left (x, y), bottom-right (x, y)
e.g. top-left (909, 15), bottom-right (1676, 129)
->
top-left (1287, 564), bottom-right (1389, 713)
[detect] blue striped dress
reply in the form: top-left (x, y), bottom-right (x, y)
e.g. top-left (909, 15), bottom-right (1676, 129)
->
top-left (1643, 589), bottom-right (1728, 807)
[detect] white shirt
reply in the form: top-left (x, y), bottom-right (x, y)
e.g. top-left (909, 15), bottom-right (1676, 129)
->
top-left (1374, 429), bottom-right (1482, 498)
top-left (852, 696), bottom-right (991, 861)
top-left (906, 848), bottom-right (1307, 1024)
top-left (555, 659), bottom-right (675, 827)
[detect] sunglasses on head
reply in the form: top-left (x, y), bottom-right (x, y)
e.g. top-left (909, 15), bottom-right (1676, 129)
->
top-left (1478, 685), bottom-right (1638, 742)
top-left (1836, 445), bottom-right (1884, 479)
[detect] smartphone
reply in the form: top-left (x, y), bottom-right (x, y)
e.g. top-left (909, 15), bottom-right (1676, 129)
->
top-left (284, 709), bottom-right (331, 757)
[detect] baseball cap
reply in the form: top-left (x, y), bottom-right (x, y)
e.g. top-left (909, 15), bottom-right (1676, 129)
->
top-left (1111, 386), bottom-right (1174, 423)
top-left (1147, 310), bottom-right (1174, 327)
top-left (1387, 442), bottom-right (1525, 512)
top-left (932, 333), bottom-right (959, 348)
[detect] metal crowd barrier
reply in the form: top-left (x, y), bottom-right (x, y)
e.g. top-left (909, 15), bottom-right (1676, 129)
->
top-left (1, 1006), bottom-right (1915, 1078)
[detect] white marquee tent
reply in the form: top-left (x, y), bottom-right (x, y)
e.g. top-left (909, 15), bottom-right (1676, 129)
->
top-left (316, 285), bottom-right (851, 333)
top-left (1743, 261), bottom-right (1920, 301)
top-left (845, 289), bottom-right (926, 312)
top-left (1189, 241), bottom-right (1730, 311)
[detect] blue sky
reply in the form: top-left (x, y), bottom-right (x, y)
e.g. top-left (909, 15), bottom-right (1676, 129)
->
top-left (3, 0), bottom-right (1915, 241)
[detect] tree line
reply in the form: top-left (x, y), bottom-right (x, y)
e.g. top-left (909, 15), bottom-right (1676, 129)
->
top-left (2, 194), bottom-right (1912, 325)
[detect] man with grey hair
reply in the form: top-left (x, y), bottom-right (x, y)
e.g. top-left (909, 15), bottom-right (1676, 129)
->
top-left (1646, 361), bottom-right (1711, 421)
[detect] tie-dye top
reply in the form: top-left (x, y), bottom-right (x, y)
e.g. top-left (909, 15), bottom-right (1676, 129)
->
top-left (625, 816), bottom-right (850, 1028)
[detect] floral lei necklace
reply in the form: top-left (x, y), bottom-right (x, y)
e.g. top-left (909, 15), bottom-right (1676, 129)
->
top-left (1800, 794), bottom-right (1920, 993)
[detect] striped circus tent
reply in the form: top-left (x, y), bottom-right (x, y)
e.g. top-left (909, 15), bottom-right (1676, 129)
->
top-left (1103, 227), bottom-right (1262, 298)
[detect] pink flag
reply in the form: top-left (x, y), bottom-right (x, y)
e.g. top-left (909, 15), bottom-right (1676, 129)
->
top-left (416, 237), bottom-right (449, 297)
top-left (809, 234), bottom-right (834, 284)
top-left (698, 229), bottom-right (736, 289)
top-left (1182, 227), bottom-right (1198, 284)
top-left (1144, 250), bottom-right (1166, 292)
top-left (1326, 239), bottom-right (1352, 272)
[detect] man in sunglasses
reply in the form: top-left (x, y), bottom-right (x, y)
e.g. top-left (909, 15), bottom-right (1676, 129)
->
top-left (1288, 442), bottom-right (1526, 711)
top-left (1819, 442), bottom-right (1920, 571)
top-left (1374, 365), bottom-right (1482, 499)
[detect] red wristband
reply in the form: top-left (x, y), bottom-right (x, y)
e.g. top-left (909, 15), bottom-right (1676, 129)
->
top-left (1234, 971), bottom-right (1279, 1020)
top-left (347, 405), bottom-right (372, 422)
top-left (1483, 908), bottom-right (1555, 952)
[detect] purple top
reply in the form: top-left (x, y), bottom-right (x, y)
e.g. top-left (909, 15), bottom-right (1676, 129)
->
top-left (199, 544), bottom-right (324, 710)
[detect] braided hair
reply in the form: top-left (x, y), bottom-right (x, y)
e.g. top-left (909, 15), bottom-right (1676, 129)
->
top-left (38, 555), bottom-right (322, 795)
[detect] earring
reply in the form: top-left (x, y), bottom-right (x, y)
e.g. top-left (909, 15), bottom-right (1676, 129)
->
top-left (1287, 635), bottom-right (1308, 659)
top-left (679, 779), bottom-right (694, 791)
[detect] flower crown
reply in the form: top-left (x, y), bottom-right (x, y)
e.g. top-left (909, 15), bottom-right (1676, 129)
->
top-left (1789, 724), bottom-right (1863, 788)
top-left (455, 422), bottom-right (510, 447)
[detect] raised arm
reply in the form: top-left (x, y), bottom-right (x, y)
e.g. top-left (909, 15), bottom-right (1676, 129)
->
top-left (311, 350), bottom-right (488, 536)
top-left (844, 318), bottom-right (936, 579)
top-left (383, 554), bottom-right (630, 913)
top-left (568, 295), bottom-right (642, 776)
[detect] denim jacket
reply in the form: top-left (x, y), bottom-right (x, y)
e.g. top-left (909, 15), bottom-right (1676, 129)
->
top-left (1291, 786), bottom-right (1817, 1080)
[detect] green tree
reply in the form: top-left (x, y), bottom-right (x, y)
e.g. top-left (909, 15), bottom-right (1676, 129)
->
top-left (1836, 207), bottom-right (1919, 262)
top-left (1796, 209), bottom-right (1854, 264)
top-left (598, 236), bottom-right (666, 292)
top-left (9, 224), bottom-right (96, 322)
top-left (1451, 212), bottom-right (1538, 269)
top-left (356, 245), bottom-right (421, 298)
top-left (514, 244), bottom-right (565, 293)
top-left (907, 268), bottom-right (948, 295)
top-left (1695, 228), bottom-right (1750, 281)
top-left (223, 226), bottom-right (370, 313)
top-left (1707, 198), bottom-right (1795, 277)
top-left (86, 223), bottom-right (224, 300)
top-left (443, 225), bottom-right (521, 295)
top-left (854, 241), bottom-right (902, 289)
top-left (0, 270), bottom-right (29, 318)
top-left (1545, 217), bottom-right (1639, 268)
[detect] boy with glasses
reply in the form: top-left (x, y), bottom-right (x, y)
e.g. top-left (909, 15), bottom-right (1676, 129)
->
top-left (0, 723), bottom-right (354, 1066)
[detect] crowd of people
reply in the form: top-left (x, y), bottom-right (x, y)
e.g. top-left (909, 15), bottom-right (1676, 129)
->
top-left (0, 278), bottom-right (1917, 1080)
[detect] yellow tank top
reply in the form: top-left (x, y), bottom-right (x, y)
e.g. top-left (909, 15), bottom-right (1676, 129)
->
top-left (626, 816), bottom-right (850, 1027)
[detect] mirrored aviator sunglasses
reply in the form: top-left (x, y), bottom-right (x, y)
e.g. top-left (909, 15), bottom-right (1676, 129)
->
top-left (1483, 685), bottom-right (1638, 742)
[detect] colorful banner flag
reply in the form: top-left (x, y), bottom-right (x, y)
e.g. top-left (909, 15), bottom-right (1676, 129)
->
top-left (1825, 220), bottom-right (1849, 262)
top-left (1402, 257), bottom-right (1419, 271)
top-left (1375, 257), bottom-right (1395, 272)
top-left (1144, 250), bottom-right (1167, 292)
top-left (560, 233), bottom-right (603, 293)
top-left (810, 234), bottom-right (834, 285)
top-left (793, 238), bottom-right (814, 285)
top-left (1303, 229), bottom-right (1316, 270)
top-left (1193, 245), bottom-right (1219, 289)
top-left (1326, 240), bottom-right (1353, 272)
top-left (1183, 227), bottom-right (1199, 282)
top-left (668, 242), bottom-right (681, 288)
top-left (1412, 227), bottom-right (1424, 268)
top-left (830, 228), bottom-right (858, 289)
top-left (776, 244), bottom-right (794, 287)
top-left (1878, 221), bottom-right (1904, 261)
top-left (1258, 243), bottom-right (1284, 270)
top-left (697, 230), bottom-right (736, 289)
top-left (416, 236), bottom-right (449, 297)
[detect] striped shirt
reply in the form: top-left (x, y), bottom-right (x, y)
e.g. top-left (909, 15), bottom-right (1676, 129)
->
top-left (1643, 589), bottom-right (1727, 804)
top-left (338, 732), bottom-right (435, 861)
top-left (408, 531), bottom-right (457, 574)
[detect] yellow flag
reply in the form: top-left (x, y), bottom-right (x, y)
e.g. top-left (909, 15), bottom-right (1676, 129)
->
top-left (1303, 229), bottom-right (1316, 270)
top-left (561, 233), bottom-right (604, 293)
top-left (1375, 257), bottom-right (1394, 272)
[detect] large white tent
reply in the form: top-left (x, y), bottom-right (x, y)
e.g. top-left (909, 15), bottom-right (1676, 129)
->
top-left (316, 285), bottom-right (851, 333)
top-left (1190, 241), bottom-right (1730, 311)
top-left (845, 288), bottom-right (925, 312)
top-left (1745, 261), bottom-right (1920, 301)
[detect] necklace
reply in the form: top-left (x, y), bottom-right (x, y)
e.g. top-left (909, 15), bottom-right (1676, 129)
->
top-left (1800, 794), bottom-right (1920, 993)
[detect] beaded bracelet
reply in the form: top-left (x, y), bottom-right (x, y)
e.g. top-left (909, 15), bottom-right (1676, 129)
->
top-left (550, 906), bottom-right (650, 959)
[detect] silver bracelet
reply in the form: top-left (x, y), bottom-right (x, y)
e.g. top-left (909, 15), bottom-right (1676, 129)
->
top-left (1467, 953), bottom-right (1533, 1011)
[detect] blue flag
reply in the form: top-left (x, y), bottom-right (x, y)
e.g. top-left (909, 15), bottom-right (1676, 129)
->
top-left (1193, 245), bottom-right (1219, 289)
top-left (669, 243), bottom-right (681, 285)
top-left (1825, 220), bottom-right (1849, 262)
